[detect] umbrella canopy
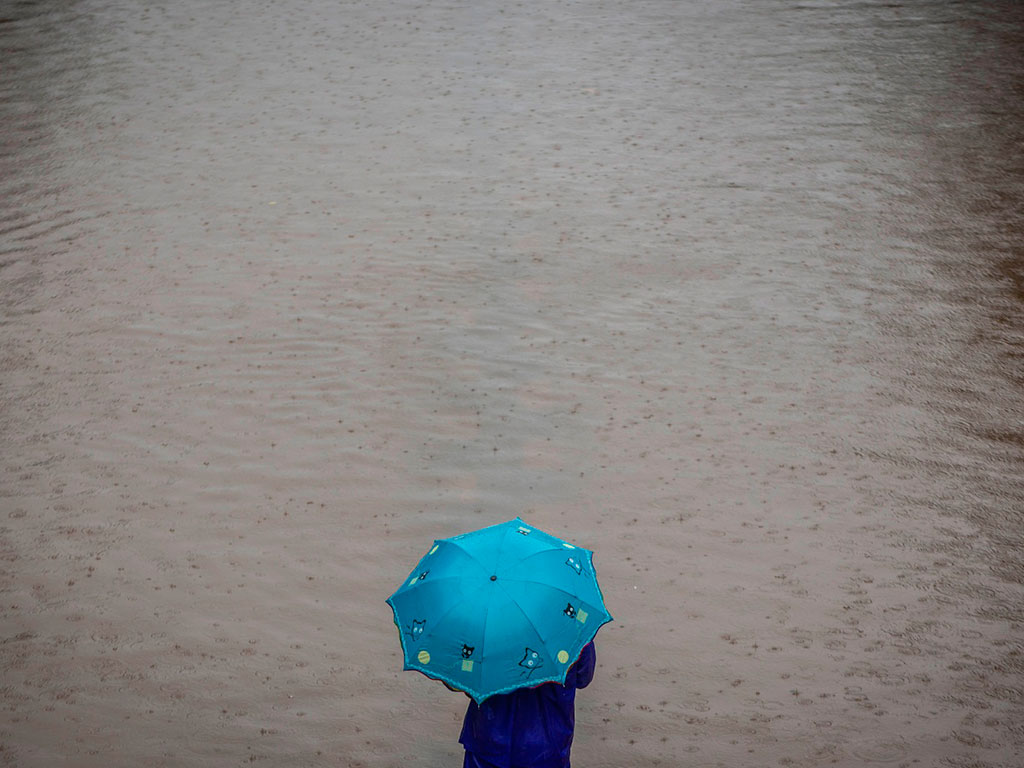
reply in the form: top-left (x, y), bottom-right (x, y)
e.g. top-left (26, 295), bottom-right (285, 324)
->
top-left (386, 517), bottom-right (612, 703)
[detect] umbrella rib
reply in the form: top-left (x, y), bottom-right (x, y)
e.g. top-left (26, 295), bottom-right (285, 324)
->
top-left (500, 575), bottom-right (589, 592)
top-left (405, 574), bottom-right (476, 591)
top-left (492, 577), bottom-right (549, 649)
top-left (478, 582), bottom-right (495, 690)
top-left (512, 546), bottom-right (588, 571)
top-left (421, 579), bottom-right (488, 641)
top-left (500, 577), bottom-right (586, 602)
top-left (498, 577), bottom-right (606, 637)
top-left (443, 540), bottom-right (498, 580)
top-left (477, 524), bottom-right (521, 681)
top-left (493, 522), bottom-right (516, 575)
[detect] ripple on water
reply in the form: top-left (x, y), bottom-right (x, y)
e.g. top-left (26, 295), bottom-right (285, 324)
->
top-left (932, 578), bottom-right (999, 601)
top-left (844, 660), bottom-right (912, 687)
top-left (848, 737), bottom-right (908, 763)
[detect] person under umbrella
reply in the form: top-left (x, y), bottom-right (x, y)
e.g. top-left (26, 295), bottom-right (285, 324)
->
top-left (456, 640), bottom-right (596, 768)
top-left (387, 518), bottom-right (611, 768)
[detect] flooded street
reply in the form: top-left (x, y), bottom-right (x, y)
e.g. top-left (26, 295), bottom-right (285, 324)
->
top-left (2, 1), bottom-right (1023, 766)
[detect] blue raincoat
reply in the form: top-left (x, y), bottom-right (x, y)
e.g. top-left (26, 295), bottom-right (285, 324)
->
top-left (459, 642), bottom-right (596, 768)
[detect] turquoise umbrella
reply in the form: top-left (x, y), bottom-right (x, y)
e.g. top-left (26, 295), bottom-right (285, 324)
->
top-left (386, 518), bottom-right (612, 704)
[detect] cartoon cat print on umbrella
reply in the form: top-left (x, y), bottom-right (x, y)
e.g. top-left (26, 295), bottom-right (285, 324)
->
top-left (519, 648), bottom-right (544, 678)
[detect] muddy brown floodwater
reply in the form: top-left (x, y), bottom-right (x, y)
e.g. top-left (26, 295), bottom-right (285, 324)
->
top-left (2, 1), bottom-right (1023, 766)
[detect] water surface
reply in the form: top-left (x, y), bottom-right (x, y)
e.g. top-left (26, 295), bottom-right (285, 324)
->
top-left (2, 1), bottom-right (1022, 766)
